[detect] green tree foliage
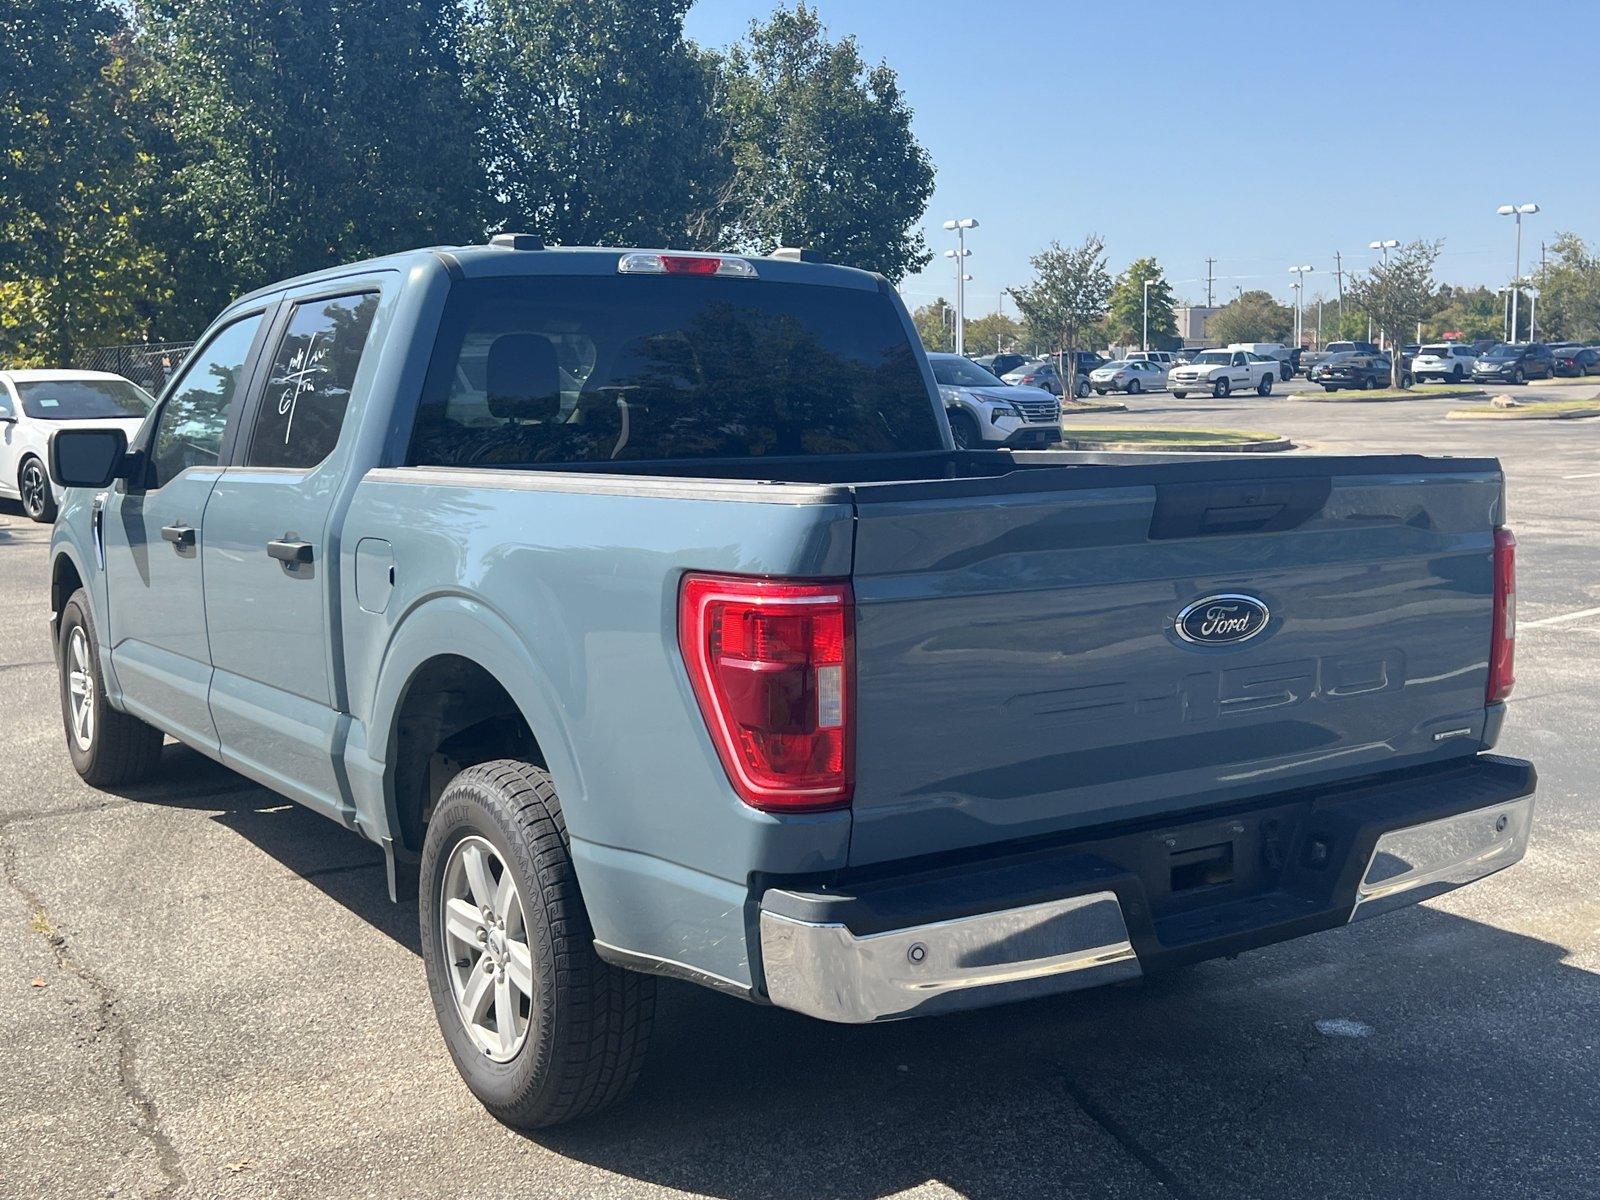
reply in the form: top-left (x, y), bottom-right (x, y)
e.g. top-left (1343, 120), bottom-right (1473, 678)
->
top-left (712, 4), bottom-right (934, 281)
top-left (464, 0), bottom-right (718, 247)
top-left (964, 311), bottom-right (1023, 355)
top-left (1426, 284), bottom-right (1506, 344)
top-left (1009, 235), bottom-right (1112, 398)
top-left (1205, 290), bottom-right (1293, 347)
top-left (0, 2), bottom-right (167, 365)
top-left (910, 297), bottom-right (953, 352)
top-left (1106, 257), bottom-right (1177, 349)
top-left (1534, 232), bottom-right (1600, 342)
top-left (1348, 240), bottom-right (1441, 385)
top-left (139, 0), bottom-right (483, 327)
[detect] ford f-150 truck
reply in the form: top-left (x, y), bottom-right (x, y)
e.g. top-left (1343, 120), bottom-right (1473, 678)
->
top-left (47, 238), bottom-right (1535, 1130)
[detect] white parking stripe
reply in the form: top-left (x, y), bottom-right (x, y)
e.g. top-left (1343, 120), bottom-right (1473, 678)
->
top-left (1562, 471), bottom-right (1600, 480)
top-left (1522, 604), bottom-right (1600, 629)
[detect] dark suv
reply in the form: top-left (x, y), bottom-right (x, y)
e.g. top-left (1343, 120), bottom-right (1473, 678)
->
top-left (1472, 343), bottom-right (1556, 385)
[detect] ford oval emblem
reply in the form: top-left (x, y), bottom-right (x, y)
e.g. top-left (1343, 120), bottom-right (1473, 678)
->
top-left (1175, 594), bottom-right (1271, 645)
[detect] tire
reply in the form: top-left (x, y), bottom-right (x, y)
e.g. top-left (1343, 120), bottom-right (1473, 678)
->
top-left (1362, 376), bottom-right (1378, 391)
top-left (1213, 377), bottom-right (1231, 398)
top-left (1511, 368), bottom-right (1524, 386)
top-left (1451, 365), bottom-right (1464, 382)
top-left (1257, 374), bottom-right (1273, 396)
top-left (1093, 387), bottom-right (1107, 396)
top-left (1401, 372), bottom-right (1414, 389)
top-left (58, 589), bottom-right (164, 786)
top-left (1172, 391), bottom-right (1187, 399)
top-left (420, 760), bottom-right (655, 1129)
top-left (948, 410), bottom-right (980, 450)
top-left (1127, 379), bottom-right (1141, 394)
top-left (1075, 377), bottom-right (1091, 399)
top-left (19, 456), bottom-right (57, 523)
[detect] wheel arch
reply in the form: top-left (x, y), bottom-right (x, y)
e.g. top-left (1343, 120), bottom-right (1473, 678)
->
top-left (366, 595), bottom-right (586, 861)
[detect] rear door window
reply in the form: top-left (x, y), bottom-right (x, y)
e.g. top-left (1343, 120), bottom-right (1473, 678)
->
top-left (245, 293), bottom-right (378, 469)
top-left (409, 275), bottom-right (941, 466)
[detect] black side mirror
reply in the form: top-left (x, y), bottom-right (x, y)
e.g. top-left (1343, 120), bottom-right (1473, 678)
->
top-left (50, 427), bottom-right (129, 488)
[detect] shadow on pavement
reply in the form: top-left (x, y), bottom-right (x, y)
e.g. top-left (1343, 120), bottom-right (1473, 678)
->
top-left (125, 746), bottom-right (1599, 1199)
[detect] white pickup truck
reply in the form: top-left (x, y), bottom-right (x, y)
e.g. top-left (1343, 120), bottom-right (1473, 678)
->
top-left (1167, 349), bottom-right (1278, 398)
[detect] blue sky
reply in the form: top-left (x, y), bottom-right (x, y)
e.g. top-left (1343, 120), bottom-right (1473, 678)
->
top-left (685, 0), bottom-right (1598, 315)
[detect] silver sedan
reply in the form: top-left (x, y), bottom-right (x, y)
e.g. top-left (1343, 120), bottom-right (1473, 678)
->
top-left (1088, 359), bottom-right (1167, 395)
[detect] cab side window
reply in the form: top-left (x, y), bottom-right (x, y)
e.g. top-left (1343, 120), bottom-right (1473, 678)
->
top-left (149, 314), bottom-right (264, 489)
top-left (245, 292), bottom-right (378, 470)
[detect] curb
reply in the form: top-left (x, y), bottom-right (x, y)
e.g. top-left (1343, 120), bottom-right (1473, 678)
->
top-left (1062, 400), bottom-right (1130, 414)
top-left (1293, 388), bottom-right (1486, 404)
top-left (1446, 406), bottom-right (1600, 421)
top-left (1059, 434), bottom-right (1293, 453)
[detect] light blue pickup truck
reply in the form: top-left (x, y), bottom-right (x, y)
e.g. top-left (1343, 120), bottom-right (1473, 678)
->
top-left (48, 238), bottom-right (1535, 1128)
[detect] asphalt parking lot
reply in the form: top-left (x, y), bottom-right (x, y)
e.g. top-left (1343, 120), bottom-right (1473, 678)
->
top-left (2, 388), bottom-right (1598, 1200)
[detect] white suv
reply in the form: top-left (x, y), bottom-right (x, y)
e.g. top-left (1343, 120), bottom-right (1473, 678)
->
top-left (1412, 343), bottom-right (1477, 383)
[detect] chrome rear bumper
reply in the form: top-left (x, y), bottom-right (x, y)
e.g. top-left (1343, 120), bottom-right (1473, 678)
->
top-left (759, 784), bottom-right (1533, 1024)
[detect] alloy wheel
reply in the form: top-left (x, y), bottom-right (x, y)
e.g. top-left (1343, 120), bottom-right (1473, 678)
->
top-left (66, 625), bottom-right (95, 752)
top-left (440, 835), bottom-right (535, 1062)
top-left (21, 461), bottom-right (48, 518)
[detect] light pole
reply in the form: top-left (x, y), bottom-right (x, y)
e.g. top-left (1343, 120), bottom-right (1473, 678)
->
top-left (1288, 266), bottom-right (1313, 346)
top-left (1497, 204), bottom-right (1538, 342)
top-left (1496, 286), bottom-right (1515, 342)
top-left (1141, 278), bottom-right (1156, 351)
top-left (942, 218), bottom-right (978, 355)
top-left (1524, 283), bottom-right (1539, 344)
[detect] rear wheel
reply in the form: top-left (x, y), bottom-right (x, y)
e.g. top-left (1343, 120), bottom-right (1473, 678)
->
top-left (19, 457), bottom-right (56, 523)
top-left (1451, 365), bottom-right (1465, 381)
top-left (420, 760), bottom-right (655, 1129)
top-left (1362, 375), bottom-right (1378, 391)
top-left (1511, 368), bottom-right (1524, 385)
top-left (1171, 391), bottom-right (1188, 399)
top-left (1257, 374), bottom-right (1273, 396)
top-left (58, 590), bottom-right (164, 786)
top-left (1213, 377), bottom-right (1231, 398)
top-left (1075, 376), bottom-right (1091, 399)
top-left (947, 410), bottom-right (980, 449)
top-left (1126, 379), bottom-right (1142, 394)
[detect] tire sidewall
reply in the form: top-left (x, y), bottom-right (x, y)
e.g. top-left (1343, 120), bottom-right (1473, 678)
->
top-left (948, 410), bottom-right (979, 449)
top-left (419, 781), bottom-right (557, 1112)
top-left (58, 594), bottom-right (99, 776)
top-left (21, 457), bottom-right (56, 522)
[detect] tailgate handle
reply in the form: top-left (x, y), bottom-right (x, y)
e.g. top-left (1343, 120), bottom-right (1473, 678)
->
top-left (1149, 478), bottom-right (1331, 540)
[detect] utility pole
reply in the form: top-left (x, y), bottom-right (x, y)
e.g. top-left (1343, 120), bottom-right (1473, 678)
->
top-left (1205, 258), bottom-right (1216, 309)
top-left (1333, 251), bottom-right (1345, 325)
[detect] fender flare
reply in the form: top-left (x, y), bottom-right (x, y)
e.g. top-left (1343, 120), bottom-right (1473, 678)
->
top-left (363, 591), bottom-right (587, 851)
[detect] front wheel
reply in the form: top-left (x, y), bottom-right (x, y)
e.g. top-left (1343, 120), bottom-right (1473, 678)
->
top-left (1511, 368), bottom-right (1524, 385)
top-left (1074, 377), bottom-right (1091, 399)
top-left (1451, 365), bottom-right (1464, 382)
top-left (19, 457), bottom-right (57, 523)
top-left (58, 590), bottom-right (164, 786)
top-left (947, 409), bottom-right (980, 449)
top-left (1126, 379), bottom-right (1142, 394)
top-left (1213, 377), bottom-right (1231, 398)
top-left (420, 760), bottom-right (655, 1129)
top-left (1171, 391), bottom-right (1188, 399)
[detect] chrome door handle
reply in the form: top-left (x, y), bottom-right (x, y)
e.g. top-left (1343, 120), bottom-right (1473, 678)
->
top-left (161, 524), bottom-right (196, 550)
top-left (266, 538), bottom-right (314, 566)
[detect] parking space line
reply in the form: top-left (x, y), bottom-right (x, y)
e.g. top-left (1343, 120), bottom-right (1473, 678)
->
top-left (1562, 472), bottom-right (1600, 480)
top-left (1522, 604), bottom-right (1600, 629)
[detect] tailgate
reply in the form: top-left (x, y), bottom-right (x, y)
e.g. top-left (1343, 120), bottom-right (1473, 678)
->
top-left (846, 461), bottom-right (1504, 866)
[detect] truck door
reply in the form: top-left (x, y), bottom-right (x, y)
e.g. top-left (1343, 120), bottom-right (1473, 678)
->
top-left (201, 288), bottom-right (381, 818)
top-left (101, 311), bottom-right (270, 751)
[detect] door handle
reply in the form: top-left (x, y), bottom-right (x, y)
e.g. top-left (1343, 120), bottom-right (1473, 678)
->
top-left (161, 524), bottom-right (196, 550)
top-left (266, 538), bottom-right (314, 566)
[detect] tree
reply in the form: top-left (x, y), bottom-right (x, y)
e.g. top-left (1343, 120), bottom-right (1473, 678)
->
top-left (465, 0), bottom-right (717, 248)
top-left (140, 0), bottom-right (483, 330)
top-left (1205, 290), bottom-right (1293, 347)
top-left (1106, 257), bottom-right (1177, 350)
top-left (1348, 240), bottom-right (1441, 386)
top-left (1534, 232), bottom-right (1600, 343)
top-left (1427, 284), bottom-right (1506, 344)
top-left (1009, 236), bottom-right (1113, 400)
top-left (964, 311), bottom-right (1023, 355)
top-left (910, 297), bottom-right (953, 352)
top-left (711, 4), bottom-right (934, 281)
top-left (0, 2), bottom-right (167, 364)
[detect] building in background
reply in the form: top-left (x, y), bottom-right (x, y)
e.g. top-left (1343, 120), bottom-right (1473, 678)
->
top-left (1173, 305), bottom-right (1221, 348)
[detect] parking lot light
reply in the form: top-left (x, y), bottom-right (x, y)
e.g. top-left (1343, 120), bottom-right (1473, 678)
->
top-left (1141, 277), bottom-right (1159, 351)
top-left (1289, 266), bottom-right (1313, 346)
top-left (1497, 204), bottom-right (1539, 342)
top-left (943, 218), bottom-right (979, 356)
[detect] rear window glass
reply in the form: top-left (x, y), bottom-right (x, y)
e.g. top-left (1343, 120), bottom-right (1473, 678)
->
top-left (408, 275), bottom-right (940, 466)
top-left (1420, 345), bottom-right (1452, 356)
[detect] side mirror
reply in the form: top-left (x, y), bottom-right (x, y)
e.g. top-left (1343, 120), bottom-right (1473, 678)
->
top-left (50, 427), bottom-right (129, 489)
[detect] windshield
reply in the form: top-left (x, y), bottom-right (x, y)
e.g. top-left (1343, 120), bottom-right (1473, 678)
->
top-left (409, 275), bottom-right (942, 466)
top-left (1325, 342), bottom-right (1355, 353)
top-left (1482, 345), bottom-right (1518, 359)
top-left (14, 378), bottom-right (154, 421)
top-left (1194, 352), bottom-right (1231, 365)
top-left (930, 356), bottom-right (1006, 388)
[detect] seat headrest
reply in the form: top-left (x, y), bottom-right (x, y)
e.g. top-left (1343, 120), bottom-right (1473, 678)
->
top-left (485, 334), bottom-right (560, 421)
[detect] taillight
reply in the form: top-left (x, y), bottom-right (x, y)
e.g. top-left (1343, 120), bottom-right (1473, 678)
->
top-left (617, 252), bottom-right (756, 278)
top-left (678, 574), bottom-right (853, 811)
top-left (1488, 528), bottom-right (1516, 703)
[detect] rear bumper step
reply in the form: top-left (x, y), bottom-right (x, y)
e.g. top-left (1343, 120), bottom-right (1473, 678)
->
top-left (758, 755), bottom-right (1535, 1023)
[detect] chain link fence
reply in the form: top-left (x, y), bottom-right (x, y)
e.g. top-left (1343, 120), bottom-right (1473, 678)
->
top-left (75, 341), bottom-right (195, 396)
